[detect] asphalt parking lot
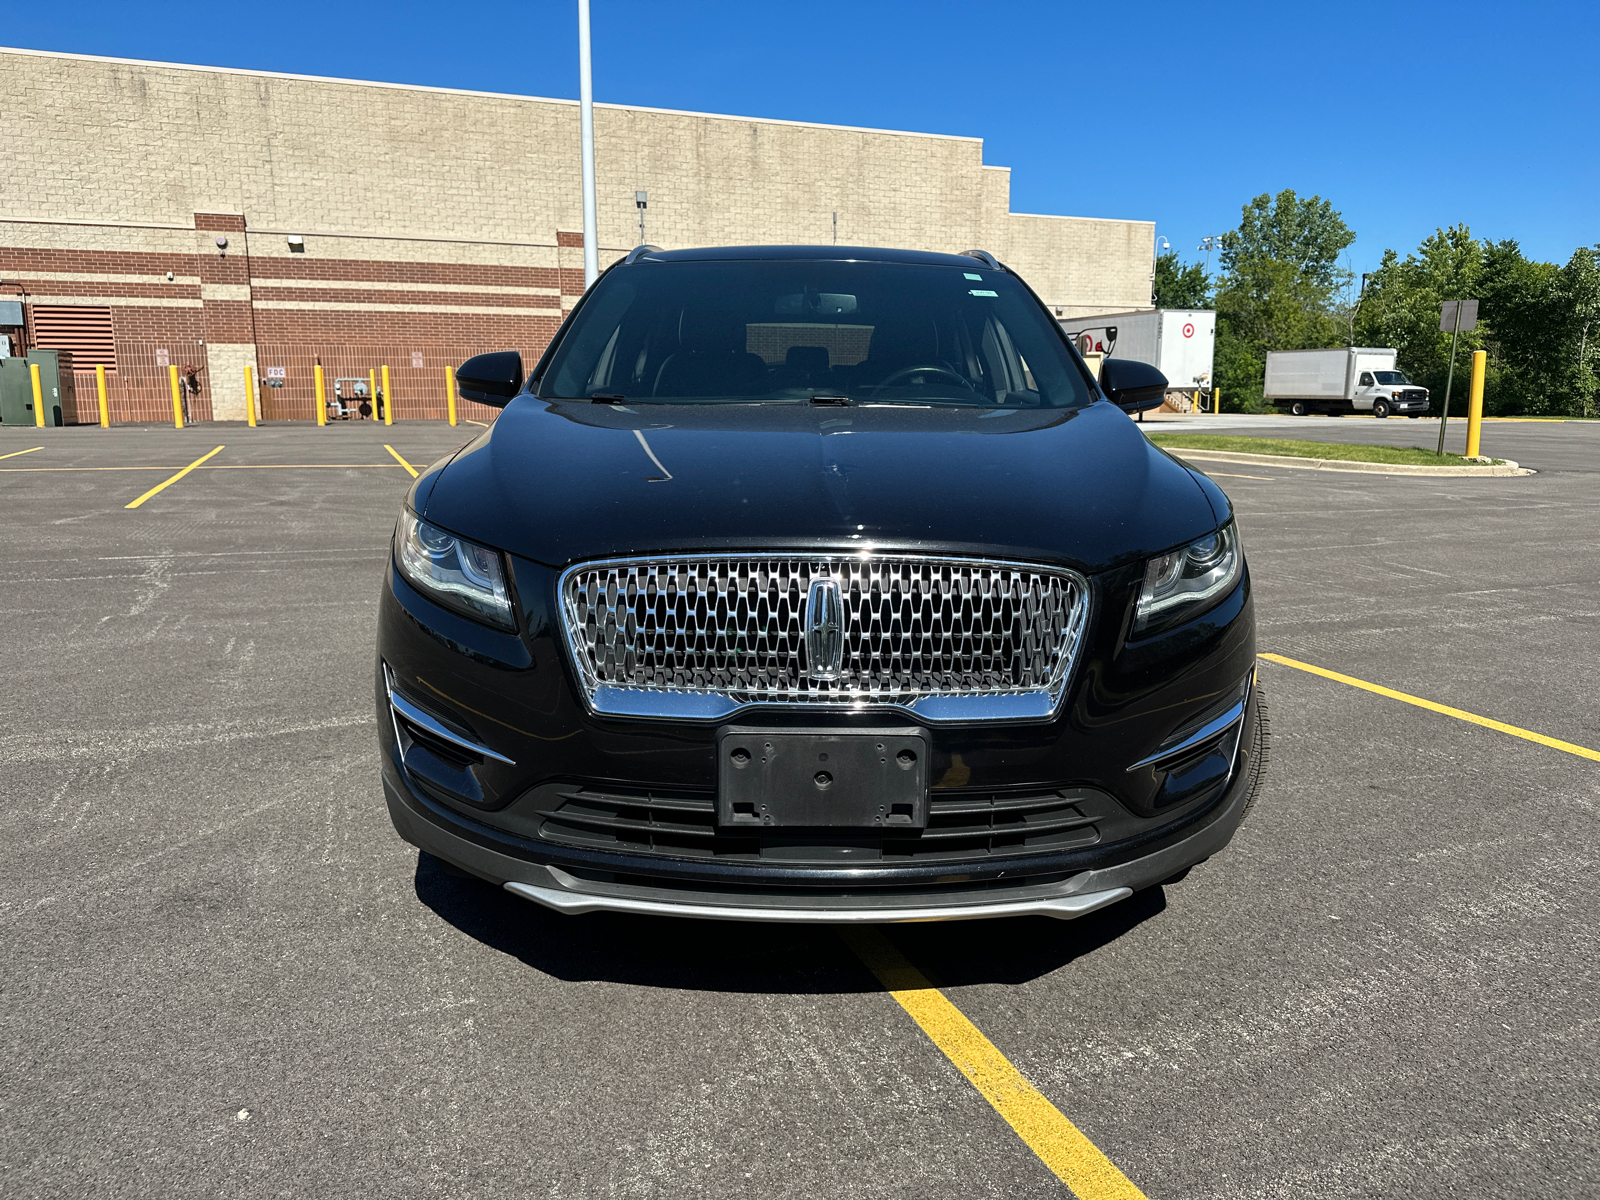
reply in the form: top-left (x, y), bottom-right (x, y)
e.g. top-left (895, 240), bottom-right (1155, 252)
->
top-left (2, 416), bottom-right (1596, 1198)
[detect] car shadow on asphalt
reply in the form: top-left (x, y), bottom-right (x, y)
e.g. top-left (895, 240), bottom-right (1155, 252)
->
top-left (413, 852), bottom-right (1167, 992)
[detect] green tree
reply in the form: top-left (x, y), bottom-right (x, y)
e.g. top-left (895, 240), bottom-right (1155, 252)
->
top-left (1212, 190), bottom-right (1356, 410)
top-left (1354, 231), bottom-right (1600, 417)
top-left (1354, 225), bottom-right (1488, 414)
top-left (1153, 251), bottom-right (1210, 309)
top-left (1219, 190), bottom-right (1357, 296)
top-left (1548, 247), bottom-right (1600, 417)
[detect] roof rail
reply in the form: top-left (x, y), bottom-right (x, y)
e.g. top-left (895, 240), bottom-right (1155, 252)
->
top-left (623, 244), bottom-right (662, 265)
top-left (960, 249), bottom-right (1003, 271)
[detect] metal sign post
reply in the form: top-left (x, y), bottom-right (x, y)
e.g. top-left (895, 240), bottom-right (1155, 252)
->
top-left (1435, 299), bottom-right (1478, 456)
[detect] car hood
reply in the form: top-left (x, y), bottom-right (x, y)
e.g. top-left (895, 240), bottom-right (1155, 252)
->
top-left (421, 398), bottom-right (1218, 574)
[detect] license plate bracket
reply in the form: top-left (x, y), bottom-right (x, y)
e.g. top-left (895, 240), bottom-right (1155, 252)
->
top-left (716, 726), bottom-right (928, 829)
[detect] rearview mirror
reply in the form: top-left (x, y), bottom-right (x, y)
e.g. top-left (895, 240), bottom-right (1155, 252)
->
top-left (1100, 358), bottom-right (1167, 413)
top-left (456, 351), bottom-right (524, 407)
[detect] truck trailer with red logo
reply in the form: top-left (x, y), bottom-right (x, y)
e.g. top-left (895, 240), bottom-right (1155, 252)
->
top-left (1057, 309), bottom-right (1216, 411)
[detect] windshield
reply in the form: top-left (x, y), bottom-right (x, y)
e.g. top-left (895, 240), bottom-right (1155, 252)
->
top-left (538, 260), bottom-right (1093, 408)
top-left (1373, 370), bottom-right (1412, 385)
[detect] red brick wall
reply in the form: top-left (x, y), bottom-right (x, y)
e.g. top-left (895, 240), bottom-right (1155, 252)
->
top-left (1, 218), bottom-right (576, 424)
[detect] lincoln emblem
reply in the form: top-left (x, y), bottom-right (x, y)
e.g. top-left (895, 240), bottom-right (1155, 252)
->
top-left (805, 578), bottom-right (845, 681)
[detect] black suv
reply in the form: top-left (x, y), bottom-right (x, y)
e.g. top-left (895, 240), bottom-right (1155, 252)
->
top-left (377, 246), bottom-right (1264, 923)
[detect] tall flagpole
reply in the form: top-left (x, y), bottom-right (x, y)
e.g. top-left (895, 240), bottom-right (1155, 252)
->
top-left (578, 0), bottom-right (598, 289)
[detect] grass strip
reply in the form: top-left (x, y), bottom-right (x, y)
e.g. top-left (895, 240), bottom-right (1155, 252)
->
top-left (1145, 433), bottom-right (1499, 467)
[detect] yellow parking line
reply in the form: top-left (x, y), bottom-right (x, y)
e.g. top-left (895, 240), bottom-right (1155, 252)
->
top-left (1204, 470), bottom-right (1276, 481)
top-left (465, 418), bottom-right (491, 427)
top-left (0, 446), bottom-right (43, 461)
top-left (124, 445), bottom-right (225, 509)
top-left (384, 444), bottom-right (419, 477)
top-left (842, 927), bottom-right (1146, 1199)
top-left (197, 463), bottom-right (407, 469)
top-left (1260, 652), bottom-right (1600, 762)
top-left (2, 463), bottom-right (407, 473)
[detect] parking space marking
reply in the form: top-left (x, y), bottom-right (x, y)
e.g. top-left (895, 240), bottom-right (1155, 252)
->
top-left (0, 446), bottom-right (43, 461)
top-left (1203, 470), bottom-right (1276, 481)
top-left (842, 927), bottom-right (1147, 1199)
top-left (1261, 652), bottom-right (1600, 762)
top-left (383, 445), bottom-right (419, 477)
top-left (0, 463), bottom-right (407, 473)
top-left (124, 445), bottom-right (225, 509)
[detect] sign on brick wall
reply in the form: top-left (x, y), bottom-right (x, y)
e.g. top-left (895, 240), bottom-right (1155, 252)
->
top-left (411, 351), bottom-right (424, 369)
top-left (156, 349), bottom-right (169, 367)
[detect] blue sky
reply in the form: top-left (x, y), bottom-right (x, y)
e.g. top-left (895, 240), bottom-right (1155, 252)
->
top-left (9, 0), bottom-right (1597, 278)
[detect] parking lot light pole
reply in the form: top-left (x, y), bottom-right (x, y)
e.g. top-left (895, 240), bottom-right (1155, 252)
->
top-left (579, 0), bottom-right (599, 289)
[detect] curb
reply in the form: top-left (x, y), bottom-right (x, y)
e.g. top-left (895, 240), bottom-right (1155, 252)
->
top-left (1160, 448), bottom-right (1534, 478)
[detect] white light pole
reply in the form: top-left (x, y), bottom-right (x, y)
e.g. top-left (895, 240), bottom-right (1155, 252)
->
top-left (578, 0), bottom-right (599, 289)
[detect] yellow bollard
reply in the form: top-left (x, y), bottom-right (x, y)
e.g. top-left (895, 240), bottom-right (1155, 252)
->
top-left (446, 365), bottom-right (457, 426)
top-left (96, 364), bottom-right (110, 428)
top-left (244, 365), bottom-right (257, 427)
top-left (1214, 386), bottom-right (1221, 415)
top-left (368, 368), bottom-right (377, 421)
top-left (382, 365), bottom-right (393, 425)
top-left (30, 362), bottom-right (45, 428)
top-left (1465, 349), bottom-right (1487, 459)
top-left (168, 363), bottom-right (184, 429)
top-left (314, 364), bottom-right (327, 426)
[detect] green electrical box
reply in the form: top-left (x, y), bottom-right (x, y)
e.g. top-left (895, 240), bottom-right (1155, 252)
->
top-left (25, 349), bottom-right (74, 426)
top-left (0, 357), bottom-right (35, 426)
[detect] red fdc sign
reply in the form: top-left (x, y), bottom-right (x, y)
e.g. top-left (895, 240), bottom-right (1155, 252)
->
top-left (1182, 323), bottom-right (1195, 338)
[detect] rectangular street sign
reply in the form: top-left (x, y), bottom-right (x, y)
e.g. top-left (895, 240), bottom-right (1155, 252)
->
top-left (1440, 299), bottom-right (1479, 332)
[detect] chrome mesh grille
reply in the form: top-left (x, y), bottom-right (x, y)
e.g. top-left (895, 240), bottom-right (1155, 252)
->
top-left (559, 555), bottom-right (1088, 709)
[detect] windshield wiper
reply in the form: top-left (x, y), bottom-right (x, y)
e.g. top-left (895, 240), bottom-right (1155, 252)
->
top-left (810, 395), bottom-right (851, 407)
top-left (589, 393), bottom-right (627, 404)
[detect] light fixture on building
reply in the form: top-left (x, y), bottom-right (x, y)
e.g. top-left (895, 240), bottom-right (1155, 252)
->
top-left (635, 191), bottom-right (647, 246)
top-left (287, 235), bottom-right (305, 253)
top-left (166, 271), bottom-right (175, 282)
top-left (215, 235), bottom-right (229, 250)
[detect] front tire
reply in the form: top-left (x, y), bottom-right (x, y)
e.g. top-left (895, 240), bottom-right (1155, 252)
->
top-left (1289, 401), bottom-right (1308, 416)
top-left (1373, 400), bottom-right (1390, 418)
top-left (1238, 681), bottom-right (1270, 824)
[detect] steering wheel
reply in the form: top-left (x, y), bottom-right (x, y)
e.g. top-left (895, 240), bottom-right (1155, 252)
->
top-left (873, 364), bottom-right (977, 393)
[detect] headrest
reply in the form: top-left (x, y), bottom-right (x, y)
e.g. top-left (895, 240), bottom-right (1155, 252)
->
top-left (784, 346), bottom-right (830, 373)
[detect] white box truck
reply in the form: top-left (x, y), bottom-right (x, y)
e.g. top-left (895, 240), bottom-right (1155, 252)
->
top-left (1263, 348), bottom-right (1430, 417)
top-left (1058, 310), bottom-right (1215, 409)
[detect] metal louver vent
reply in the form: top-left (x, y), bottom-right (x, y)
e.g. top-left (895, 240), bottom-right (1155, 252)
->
top-left (30, 305), bottom-right (116, 370)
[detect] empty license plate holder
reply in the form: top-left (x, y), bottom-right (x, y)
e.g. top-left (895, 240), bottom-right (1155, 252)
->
top-left (716, 727), bottom-right (928, 829)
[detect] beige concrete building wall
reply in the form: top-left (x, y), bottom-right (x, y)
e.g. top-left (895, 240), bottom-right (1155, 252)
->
top-left (0, 47), bottom-right (1153, 422)
top-left (1, 47), bottom-right (1151, 304)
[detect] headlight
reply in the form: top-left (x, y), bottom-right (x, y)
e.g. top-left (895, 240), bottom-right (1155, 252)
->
top-left (395, 510), bottom-right (514, 630)
top-left (1132, 520), bottom-right (1243, 635)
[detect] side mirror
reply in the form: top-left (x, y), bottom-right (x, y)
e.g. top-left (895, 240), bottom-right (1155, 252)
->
top-left (456, 351), bottom-right (524, 407)
top-left (1101, 357), bottom-right (1168, 413)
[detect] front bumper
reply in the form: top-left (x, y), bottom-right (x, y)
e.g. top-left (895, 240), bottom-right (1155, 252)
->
top-left (383, 687), bottom-right (1260, 923)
